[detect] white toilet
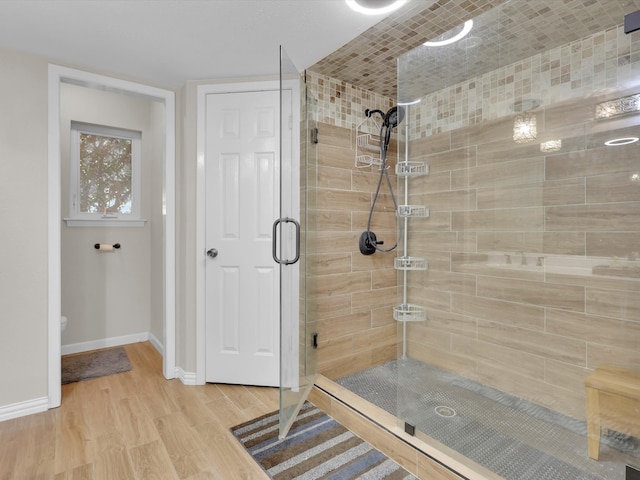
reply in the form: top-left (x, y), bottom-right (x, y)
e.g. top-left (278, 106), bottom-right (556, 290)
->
top-left (61, 315), bottom-right (68, 333)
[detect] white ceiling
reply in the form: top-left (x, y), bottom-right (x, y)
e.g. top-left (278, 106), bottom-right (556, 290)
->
top-left (0, 0), bottom-right (391, 88)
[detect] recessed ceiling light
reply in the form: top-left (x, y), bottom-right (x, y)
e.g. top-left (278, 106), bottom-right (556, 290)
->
top-left (424, 20), bottom-right (474, 46)
top-left (345, 0), bottom-right (407, 15)
top-left (604, 137), bottom-right (639, 146)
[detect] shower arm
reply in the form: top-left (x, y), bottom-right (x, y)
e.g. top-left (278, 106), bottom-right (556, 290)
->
top-left (365, 108), bottom-right (385, 119)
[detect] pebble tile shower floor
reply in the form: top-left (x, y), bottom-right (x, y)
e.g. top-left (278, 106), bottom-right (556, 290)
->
top-left (337, 359), bottom-right (639, 480)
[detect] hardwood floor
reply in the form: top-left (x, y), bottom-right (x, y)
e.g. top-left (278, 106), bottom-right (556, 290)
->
top-left (0, 342), bottom-right (277, 480)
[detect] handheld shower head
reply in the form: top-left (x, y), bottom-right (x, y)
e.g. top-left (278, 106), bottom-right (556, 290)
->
top-left (383, 105), bottom-right (405, 129)
top-left (381, 105), bottom-right (405, 152)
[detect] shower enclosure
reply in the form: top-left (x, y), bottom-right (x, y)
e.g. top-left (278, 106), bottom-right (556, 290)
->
top-left (337, 1), bottom-right (640, 479)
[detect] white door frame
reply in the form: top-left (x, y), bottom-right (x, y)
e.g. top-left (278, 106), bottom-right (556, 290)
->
top-left (195, 80), bottom-right (299, 385)
top-left (47, 65), bottom-right (176, 407)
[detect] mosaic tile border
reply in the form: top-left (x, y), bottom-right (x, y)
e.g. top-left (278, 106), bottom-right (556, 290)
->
top-left (308, 23), bottom-right (640, 138)
top-left (310, 0), bottom-right (640, 100)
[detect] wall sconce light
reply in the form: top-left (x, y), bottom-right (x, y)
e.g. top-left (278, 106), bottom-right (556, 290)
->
top-left (595, 93), bottom-right (640, 119)
top-left (513, 111), bottom-right (537, 143)
top-left (540, 139), bottom-right (562, 152)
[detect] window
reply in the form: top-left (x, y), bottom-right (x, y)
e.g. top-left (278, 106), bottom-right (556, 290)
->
top-left (67, 122), bottom-right (142, 226)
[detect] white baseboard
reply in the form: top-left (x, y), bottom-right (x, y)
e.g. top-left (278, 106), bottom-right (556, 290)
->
top-left (176, 367), bottom-right (197, 386)
top-left (0, 397), bottom-right (48, 422)
top-left (148, 331), bottom-right (164, 356)
top-left (61, 332), bottom-right (150, 355)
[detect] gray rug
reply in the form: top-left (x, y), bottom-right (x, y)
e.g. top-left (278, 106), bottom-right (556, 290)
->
top-left (61, 346), bottom-right (132, 384)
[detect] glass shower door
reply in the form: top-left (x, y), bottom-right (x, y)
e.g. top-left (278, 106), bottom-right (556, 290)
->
top-left (278, 46), bottom-right (318, 439)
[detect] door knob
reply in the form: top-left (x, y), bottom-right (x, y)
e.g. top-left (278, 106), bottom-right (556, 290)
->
top-left (206, 248), bottom-right (218, 258)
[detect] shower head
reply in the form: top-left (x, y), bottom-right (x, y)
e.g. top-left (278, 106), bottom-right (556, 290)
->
top-left (381, 105), bottom-right (405, 152)
top-left (383, 105), bottom-right (405, 129)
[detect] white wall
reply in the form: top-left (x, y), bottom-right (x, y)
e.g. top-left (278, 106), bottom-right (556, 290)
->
top-left (0, 47), bottom-right (50, 407)
top-left (59, 84), bottom-right (162, 349)
top-left (149, 100), bottom-right (165, 348)
top-left (177, 82), bottom-right (198, 373)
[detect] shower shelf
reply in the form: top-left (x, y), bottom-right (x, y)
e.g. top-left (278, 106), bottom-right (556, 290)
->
top-left (394, 256), bottom-right (428, 271)
top-left (355, 154), bottom-right (382, 168)
top-left (356, 133), bottom-right (380, 150)
top-left (355, 133), bottom-right (382, 168)
top-left (393, 304), bottom-right (427, 322)
top-left (397, 205), bottom-right (430, 218)
top-left (396, 161), bottom-right (429, 176)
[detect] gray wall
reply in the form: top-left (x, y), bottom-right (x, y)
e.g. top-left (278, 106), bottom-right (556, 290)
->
top-left (59, 83), bottom-right (163, 349)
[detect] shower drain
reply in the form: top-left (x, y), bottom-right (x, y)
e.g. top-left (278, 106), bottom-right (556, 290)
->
top-left (435, 405), bottom-right (456, 418)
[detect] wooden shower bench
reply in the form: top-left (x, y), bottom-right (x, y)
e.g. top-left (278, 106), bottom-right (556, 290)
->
top-left (584, 365), bottom-right (640, 460)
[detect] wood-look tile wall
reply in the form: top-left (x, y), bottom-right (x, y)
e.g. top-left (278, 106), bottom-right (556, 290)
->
top-left (305, 83), bottom-right (639, 422)
top-left (404, 92), bottom-right (640, 421)
top-left (310, 121), bottom-right (401, 380)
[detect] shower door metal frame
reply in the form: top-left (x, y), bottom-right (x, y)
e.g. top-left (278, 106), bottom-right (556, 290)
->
top-left (278, 46), bottom-right (318, 439)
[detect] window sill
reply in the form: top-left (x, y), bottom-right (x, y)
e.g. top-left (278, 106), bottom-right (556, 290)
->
top-left (64, 218), bottom-right (147, 227)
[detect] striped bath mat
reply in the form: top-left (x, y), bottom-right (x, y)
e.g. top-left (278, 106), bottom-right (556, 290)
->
top-left (231, 402), bottom-right (417, 480)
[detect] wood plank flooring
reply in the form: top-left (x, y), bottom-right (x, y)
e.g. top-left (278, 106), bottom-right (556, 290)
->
top-left (0, 342), bottom-right (277, 480)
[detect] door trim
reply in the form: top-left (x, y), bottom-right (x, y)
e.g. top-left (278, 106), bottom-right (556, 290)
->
top-left (47, 65), bottom-right (176, 407)
top-left (196, 80), bottom-right (296, 385)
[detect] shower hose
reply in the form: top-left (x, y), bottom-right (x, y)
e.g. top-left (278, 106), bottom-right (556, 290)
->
top-left (364, 120), bottom-right (401, 253)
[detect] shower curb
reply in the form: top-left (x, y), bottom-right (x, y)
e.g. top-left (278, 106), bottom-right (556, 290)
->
top-left (311, 375), bottom-right (501, 480)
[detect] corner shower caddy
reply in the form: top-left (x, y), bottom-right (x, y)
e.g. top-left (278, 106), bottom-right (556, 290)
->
top-left (354, 115), bottom-right (383, 168)
top-left (394, 144), bottom-right (430, 358)
top-left (355, 107), bottom-right (430, 356)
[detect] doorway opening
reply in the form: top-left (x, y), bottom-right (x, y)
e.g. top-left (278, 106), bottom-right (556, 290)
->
top-left (47, 65), bottom-right (176, 408)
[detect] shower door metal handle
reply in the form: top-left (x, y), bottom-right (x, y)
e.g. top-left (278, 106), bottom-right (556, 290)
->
top-left (272, 217), bottom-right (300, 265)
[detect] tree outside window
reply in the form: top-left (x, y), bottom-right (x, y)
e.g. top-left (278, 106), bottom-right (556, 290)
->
top-left (79, 133), bottom-right (133, 214)
top-left (69, 122), bottom-right (141, 222)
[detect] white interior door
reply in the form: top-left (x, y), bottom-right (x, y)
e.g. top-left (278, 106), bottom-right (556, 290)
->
top-left (205, 89), bottom-right (281, 386)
